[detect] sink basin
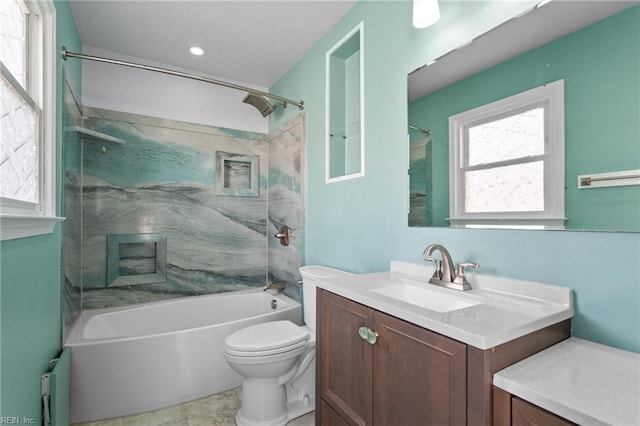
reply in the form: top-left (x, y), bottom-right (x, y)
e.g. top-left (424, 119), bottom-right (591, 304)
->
top-left (371, 282), bottom-right (482, 313)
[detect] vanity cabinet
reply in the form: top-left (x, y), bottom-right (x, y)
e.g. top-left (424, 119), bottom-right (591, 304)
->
top-left (317, 289), bottom-right (466, 425)
top-left (317, 289), bottom-right (571, 425)
top-left (493, 387), bottom-right (576, 426)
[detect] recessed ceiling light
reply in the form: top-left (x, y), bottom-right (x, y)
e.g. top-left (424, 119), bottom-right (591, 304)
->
top-left (189, 46), bottom-right (205, 56)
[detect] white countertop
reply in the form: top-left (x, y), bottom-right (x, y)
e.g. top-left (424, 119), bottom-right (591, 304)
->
top-left (493, 337), bottom-right (640, 426)
top-left (314, 261), bottom-right (573, 350)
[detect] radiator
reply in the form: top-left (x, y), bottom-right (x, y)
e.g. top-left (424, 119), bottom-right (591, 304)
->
top-left (41, 347), bottom-right (71, 426)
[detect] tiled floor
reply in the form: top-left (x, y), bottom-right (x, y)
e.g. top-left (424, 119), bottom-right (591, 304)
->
top-left (72, 388), bottom-right (315, 426)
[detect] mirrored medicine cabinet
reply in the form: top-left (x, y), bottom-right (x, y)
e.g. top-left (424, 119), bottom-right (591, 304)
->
top-left (326, 22), bottom-right (364, 183)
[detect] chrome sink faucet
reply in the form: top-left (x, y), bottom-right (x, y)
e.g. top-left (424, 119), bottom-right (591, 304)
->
top-left (423, 244), bottom-right (479, 291)
top-left (423, 244), bottom-right (456, 282)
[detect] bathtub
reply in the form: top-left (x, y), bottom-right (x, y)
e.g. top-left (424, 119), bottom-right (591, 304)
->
top-left (65, 289), bottom-right (302, 423)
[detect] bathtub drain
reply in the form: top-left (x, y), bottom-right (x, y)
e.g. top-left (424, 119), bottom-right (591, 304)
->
top-left (271, 299), bottom-right (278, 309)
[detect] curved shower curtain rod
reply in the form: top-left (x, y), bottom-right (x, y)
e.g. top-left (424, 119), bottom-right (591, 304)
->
top-left (409, 124), bottom-right (430, 136)
top-left (61, 47), bottom-right (305, 110)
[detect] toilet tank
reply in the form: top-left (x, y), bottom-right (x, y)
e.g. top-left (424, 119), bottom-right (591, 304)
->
top-left (299, 266), bottom-right (354, 330)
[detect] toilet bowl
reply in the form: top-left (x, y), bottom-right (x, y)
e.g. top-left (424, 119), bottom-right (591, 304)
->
top-left (223, 265), bottom-right (352, 426)
top-left (224, 321), bottom-right (315, 426)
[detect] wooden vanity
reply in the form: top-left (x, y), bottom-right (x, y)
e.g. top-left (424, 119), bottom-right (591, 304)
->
top-left (316, 289), bottom-right (570, 425)
top-left (493, 337), bottom-right (640, 426)
top-left (493, 387), bottom-right (576, 426)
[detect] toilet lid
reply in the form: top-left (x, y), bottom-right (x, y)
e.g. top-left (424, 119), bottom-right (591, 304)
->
top-left (225, 320), bottom-right (309, 354)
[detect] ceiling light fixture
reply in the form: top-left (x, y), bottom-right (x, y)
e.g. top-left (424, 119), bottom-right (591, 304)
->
top-left (413, 0), bottom-right (440, 28)
top-left (189, 46), bottom-right (205, 56)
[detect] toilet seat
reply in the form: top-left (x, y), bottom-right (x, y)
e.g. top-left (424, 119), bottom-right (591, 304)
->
top-left (225, 320), bottom-right (310, 357)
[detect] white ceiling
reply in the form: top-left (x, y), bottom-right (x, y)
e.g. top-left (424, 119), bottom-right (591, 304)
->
top-left (408, 1), bottom-right (638, 101)
top-left (69, 0), bottom-right (357, 88)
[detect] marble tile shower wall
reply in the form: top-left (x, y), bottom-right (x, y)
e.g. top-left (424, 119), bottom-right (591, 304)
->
top-left (408, 136), bottom-right (432, 227)
top-left (267, 114), bottom-right (305, 302)
top-left (62, 77), bottom-right (83, 339)
top-left (75, 108), bottom-right (304, 309)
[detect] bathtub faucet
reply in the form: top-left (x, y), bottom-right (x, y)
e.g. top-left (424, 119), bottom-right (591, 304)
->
top-left (263, 281), bottom-right (287, 291)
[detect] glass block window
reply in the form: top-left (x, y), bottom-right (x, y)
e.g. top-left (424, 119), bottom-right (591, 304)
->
top-left (467, 108), bottom-right (544, 166)
top-left (0, 0), bottom-right (27, 88)
top-left (464, 160), bottom-right (544, 213)
top-left (1, 0), bottom-right (56, 240)
top-left (1, 0), bottom-right (48, 215)
top-left (449, 80), bottom-right (565, 228)
top-left (464, 108), bottom-right (545, 214)
top-left (1, 75), bottom-right (39, 203)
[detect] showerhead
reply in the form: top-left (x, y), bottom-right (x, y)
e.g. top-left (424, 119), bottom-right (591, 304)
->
top-left (243, 93), bottom-right (276, 117)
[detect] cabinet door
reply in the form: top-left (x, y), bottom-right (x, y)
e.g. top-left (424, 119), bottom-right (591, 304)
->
top-left (373, 311), bottom-right (467, 426)
top-left (320, 399), bottom-right (352, 426)
top-left (512, 397), bottom-right (576, 426)
top-left (319, 290), bottom-right (374, 425)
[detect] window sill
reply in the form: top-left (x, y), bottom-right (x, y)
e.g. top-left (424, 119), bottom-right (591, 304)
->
top-left (448, 218), bottom-right (567, 230)
top-left (0, 214), bottom-right (65, 241)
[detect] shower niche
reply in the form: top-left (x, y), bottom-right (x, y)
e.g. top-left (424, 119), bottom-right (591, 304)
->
top-left (107, 233), bottom-right (167, 287)
top-left (216, 151), bottom-right (259, 197)
top-left (326, 22), bottom-right (364, 183)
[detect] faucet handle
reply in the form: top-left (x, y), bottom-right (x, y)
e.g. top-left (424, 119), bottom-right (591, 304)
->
top-left (453, 262), bottom-right (479, 289)
top-left (424, 256), bottom-right (443, 280)
top-left (263, 281), bottom-right (287, 291)
top-left (458, 262), bottom-right (479, 270)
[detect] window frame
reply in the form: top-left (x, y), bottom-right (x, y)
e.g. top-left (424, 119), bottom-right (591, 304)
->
top-left (448, 80), bottom-right (566, 229)
top-left (1, 0), bottom-right (62, 241)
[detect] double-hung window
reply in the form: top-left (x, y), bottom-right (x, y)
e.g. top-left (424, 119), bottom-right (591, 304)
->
top-left (448, 80), bottom-right (565, 229)
top-left (1, 0), bottom-right (59, 240)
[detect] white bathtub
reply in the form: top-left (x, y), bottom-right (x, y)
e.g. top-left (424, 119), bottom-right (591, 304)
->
top-left (65, 289), bottom-right (302, 423)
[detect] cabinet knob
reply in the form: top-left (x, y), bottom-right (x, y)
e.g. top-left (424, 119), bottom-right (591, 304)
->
top-left (358, 327), bottom-right (378, 345)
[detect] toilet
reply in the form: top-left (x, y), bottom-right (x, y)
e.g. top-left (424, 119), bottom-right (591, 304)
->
top-left (224, 265), bottom-right (351, 426)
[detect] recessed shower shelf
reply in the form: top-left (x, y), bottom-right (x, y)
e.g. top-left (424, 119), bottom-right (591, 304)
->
top-left (329, 120), bottom-right (361, 140)
top-left (72, 126), bottom-right (125, 145)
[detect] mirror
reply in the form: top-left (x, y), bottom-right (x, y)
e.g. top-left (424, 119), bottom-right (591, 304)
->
top-left (408, 2), bottom-right (639, 231)
top-left (326, 22), bottom-right (364, 183)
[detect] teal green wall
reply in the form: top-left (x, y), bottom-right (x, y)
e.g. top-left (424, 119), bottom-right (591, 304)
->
top-left (344, 50), bottom-right (361, 175)
top-left (0, 0), bottom-right (81, 419)
top-left (0, 234), bottom-right (62, 420)
top-left (409, 7), bottom-right (640, 230)
top-left (271, 1), bottom-right (640, 353)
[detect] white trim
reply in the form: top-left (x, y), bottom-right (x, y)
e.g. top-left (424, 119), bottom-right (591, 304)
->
top-left (41, 0), bottom-right (56, 217)
top-left (449, 218), bottom-right (567, 230)
top-left (0, 0), bottom-right (59, 240)
top-left (0, 64), bottom-right (39, 110)
top-left (449, 80), bottom-right (565, 227)
top-left (0, 215), bottom-right (65, 241)
top-left (325, 21), bottom-right (365, 184)
top-left (326, 169), bottom-right (365, 184)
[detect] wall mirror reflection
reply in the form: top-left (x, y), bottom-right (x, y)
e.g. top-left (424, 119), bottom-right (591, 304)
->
top-left (326, 22), bottom-right (364, 183)
top-left (408, 1), bottom-right (639, 231)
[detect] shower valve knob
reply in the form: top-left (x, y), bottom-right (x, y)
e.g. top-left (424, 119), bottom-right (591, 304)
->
top-left (274, 225), bottom-right (289, 246)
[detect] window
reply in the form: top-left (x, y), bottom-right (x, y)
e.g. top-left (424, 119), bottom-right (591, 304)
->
top-left (1, 0), bottom-right (59, 240)
top-left (449, 80), bottom-right (565, 229)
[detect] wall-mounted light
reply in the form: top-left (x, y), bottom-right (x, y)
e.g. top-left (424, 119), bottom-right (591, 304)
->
top-left (413, 0), bottom-right (440, 28)
top-left (188, 46), bottom-right (205, 56)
